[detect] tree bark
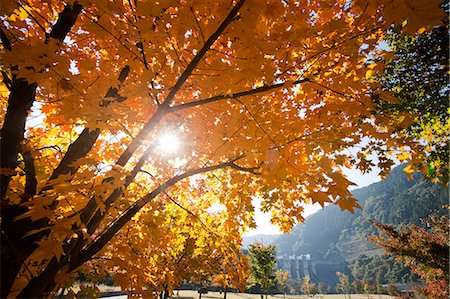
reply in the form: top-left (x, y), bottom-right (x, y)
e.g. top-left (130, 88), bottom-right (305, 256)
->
top-left (0, 78), bottom-right (37, 199)
top-left (0, 3), bottom-right (82, 297)
top-left (1, 1), bottom-right (249, 297)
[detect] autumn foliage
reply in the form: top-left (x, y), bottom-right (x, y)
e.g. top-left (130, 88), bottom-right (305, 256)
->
top-left (0, 0), bottom-right (446, 297)
top-left (370, 214), bottom-right (449, 298)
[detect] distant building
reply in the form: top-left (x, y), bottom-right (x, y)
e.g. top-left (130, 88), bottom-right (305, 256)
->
top-left (276, 254), bottom-right (315, 280)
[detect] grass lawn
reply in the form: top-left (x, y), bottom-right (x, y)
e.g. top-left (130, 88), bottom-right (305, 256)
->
top-left (170, 290), bottom-right (395, 299)
top-left (100, 288), bottom-right (395, 299)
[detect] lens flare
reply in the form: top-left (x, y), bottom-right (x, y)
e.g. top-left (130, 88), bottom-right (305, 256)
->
top-left (157, 133), bottom-right (180, 154)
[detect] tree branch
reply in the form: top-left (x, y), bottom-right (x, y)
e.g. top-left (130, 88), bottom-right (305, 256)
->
top-left (140, 169), bottom-right (214, 234)
top-left (0, 26), bottom-right (12, 51)
top-left (168, 78), bottom-right (311, 114)
top-left (1, 65), bottom-right (134, 297)
top-left (114, 0), bottom-right (246, 168)
top-left (160, 0), bottom-right (246, 108)
top-left (42, 65), bottom-right (130, 195)
top-left (83, 143), bottom-right (153, 234)
top-left (48, 2), bottom-right (82, 42)
top-left (69, 156), bottom-right (257, 271)
top-left (18, 3), bottom-right (48, 38)
top-left (0, 2), bottom-right (83, 201)
top-left (21, 146), bottom-right (37, 199)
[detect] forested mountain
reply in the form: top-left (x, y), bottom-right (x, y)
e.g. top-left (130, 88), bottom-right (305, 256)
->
top-left (275, 164), bottom-right (447, 260)
top-left (273, 165), bottom-right (448, 285)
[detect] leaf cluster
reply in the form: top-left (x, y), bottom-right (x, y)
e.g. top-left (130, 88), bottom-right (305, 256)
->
top-left (369, 213), bottom-right (449, 298)
top-left (248, 243), bottom-right (277, 295)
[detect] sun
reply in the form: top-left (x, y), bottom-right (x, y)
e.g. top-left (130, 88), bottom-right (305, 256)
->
top-left (157, 133), bottom-right (181, 154)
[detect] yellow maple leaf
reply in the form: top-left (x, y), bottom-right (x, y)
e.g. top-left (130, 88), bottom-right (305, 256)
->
top-left (396, 151), bottom-right (411, 162)
top-left (365, 69), bottom-right (375, 78)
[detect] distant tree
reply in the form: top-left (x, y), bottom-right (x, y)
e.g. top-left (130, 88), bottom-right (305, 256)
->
top-left (386, 283), bottom-right (399, 296)
top-left (317, 282), bottom-right (325, 294)
top-left (369, 214), bottom-right (449, 298)
top-left (376, 284), bottom-right (386, 294)
top-left (248, 243), bottom-right (277, 299)
top-left (361, 279), bottom-right (371, 294)
top-left (275, 269), bottom-right (289, 298)
top-left (352, 279), bottom-right (364, 294)
top-left (286, 278), bottom-right (300, 295)
top-left (300, 276), bottom-right (317, 296)
top-left (325, 285), bottom-right (334, 294)
top-left (350, 252), bottom-right (417, 285)
top-left (335, 272), bottom-right (352, 295)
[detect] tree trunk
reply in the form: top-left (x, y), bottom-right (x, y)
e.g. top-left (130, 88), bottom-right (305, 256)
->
top-left (15, 256), bottom-right (61, 298)
top-left (0, 78), bottom-right (36, 199)
top-left (0, 198), bottom-right (49, 297)
top-left (0, 3), bottom-right (83, 297)
top-left (223, 285), bottom-right (227, 299)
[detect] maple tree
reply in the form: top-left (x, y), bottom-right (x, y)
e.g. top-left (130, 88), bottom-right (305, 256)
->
top-left (369, 214), bottom-right (449, 299)
top-left (335, 272), bottom-right (351, 296)
top-left (214, 253), bottom-right (250, 299)
top-left (275, 269), bottom-right (289, 298)
top-left (0, 0), bottom-right (445, 297)
top-left (300, 275), bottom-right (317, 296)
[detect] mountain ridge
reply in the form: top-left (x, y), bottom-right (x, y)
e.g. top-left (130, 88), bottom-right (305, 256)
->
top-left (274, 165), bottom-right (447, 261)
top-left (244, 165), bottom-right (447, 286)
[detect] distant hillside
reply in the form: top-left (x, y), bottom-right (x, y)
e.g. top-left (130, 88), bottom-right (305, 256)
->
top-left (242, 234), bottom-right (278, 248)
top-left (273, 165), bottom-right (448, 285)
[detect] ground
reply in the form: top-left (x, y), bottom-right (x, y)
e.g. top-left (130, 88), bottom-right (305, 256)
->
top-left (101, 290), bottom-right (395, 299)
